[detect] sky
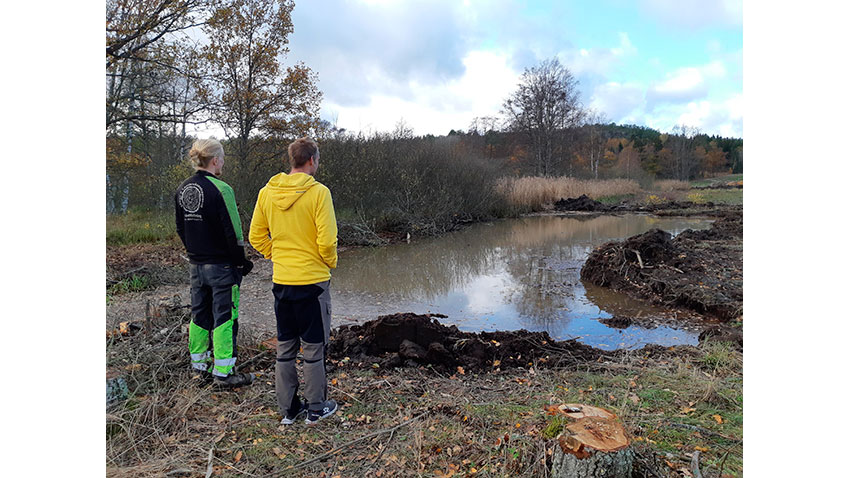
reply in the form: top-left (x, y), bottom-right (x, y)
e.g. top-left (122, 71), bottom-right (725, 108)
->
top-left (280, 0), bottom-right (743, 138)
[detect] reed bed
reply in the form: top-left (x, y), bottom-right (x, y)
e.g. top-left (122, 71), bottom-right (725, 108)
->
top-left (650, 180), bottom-right (691, 192)
top-left (498, 176), bottom-right (641, 210)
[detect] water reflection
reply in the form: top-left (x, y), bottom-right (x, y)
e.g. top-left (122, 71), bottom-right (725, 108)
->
top-left (333, 214), bottom-right (712, 350)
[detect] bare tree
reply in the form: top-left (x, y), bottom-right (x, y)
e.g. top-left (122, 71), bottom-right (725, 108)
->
top-left (671, 125), bottom-right (700, 180)
top-left (502, 58), bottom-right (584, 176)
top-left (106, 0), bottom-right (209, 129)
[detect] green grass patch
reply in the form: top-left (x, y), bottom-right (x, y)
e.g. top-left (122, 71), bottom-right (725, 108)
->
top-left (108, 275), bottom-right (152, 295)
top-left (690, 174), bottom-right (743, 188)
top-left (107, 209), bottom-right (177, 245)
top-left (700, 342), bottom-right (740, 370)
top-left (695, 188), bottom-right (742, 205)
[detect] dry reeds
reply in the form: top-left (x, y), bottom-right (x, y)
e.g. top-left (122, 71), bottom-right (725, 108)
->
top-left (498, 176), bottom-right (641, 210)
top-left (651, 180), bottom-right (691, 192)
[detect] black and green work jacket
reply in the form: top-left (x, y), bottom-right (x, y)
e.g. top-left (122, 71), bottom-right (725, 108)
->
top-left (175, 171), bottom-right (246, 266)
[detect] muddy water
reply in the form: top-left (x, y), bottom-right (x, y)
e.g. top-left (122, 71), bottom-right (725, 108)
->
top-left (332, 214), bottom-right (713, 350)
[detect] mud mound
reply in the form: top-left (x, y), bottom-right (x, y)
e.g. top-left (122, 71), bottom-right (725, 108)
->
top-left (677, 212), bottom-right (742, 241)
top-left (699, 326), bottom-right (743, 350)
top-left (581, 211), bottom-right (743, 321)
top-left (554, 194), bottom-right (611, 212)
top-left (599, 316), bottom-right (633, 329)
top-left (328, 313), bottom-right (605, 372)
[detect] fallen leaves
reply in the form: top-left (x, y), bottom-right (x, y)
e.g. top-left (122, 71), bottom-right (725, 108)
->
top-left (233, 450), bottom-right (243, 462)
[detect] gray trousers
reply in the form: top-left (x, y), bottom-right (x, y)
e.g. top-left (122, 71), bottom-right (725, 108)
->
top-left (273, 280), bottom-right (331, 414)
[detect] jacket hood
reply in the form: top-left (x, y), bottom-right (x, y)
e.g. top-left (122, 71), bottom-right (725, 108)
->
top-left (264, 173), bottom-right (318, 211)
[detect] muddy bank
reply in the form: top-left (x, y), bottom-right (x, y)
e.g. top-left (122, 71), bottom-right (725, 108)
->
top-left (580, 211), bottom-right (743, 322)
top-left (328, 313), bottom-right (713, 373)
top-left (553, 194), bottom-right (610, 212)
top-left (552, 194), bottom-right (742, 219)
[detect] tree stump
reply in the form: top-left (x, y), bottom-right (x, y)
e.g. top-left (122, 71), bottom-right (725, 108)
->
top-left (549, 404), bottom-right (633, 478)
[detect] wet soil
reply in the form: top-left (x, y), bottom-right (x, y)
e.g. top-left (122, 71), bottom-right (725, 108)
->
top-left (580, 210), bottom-right (743, 324)
top-left (551, 194), bottom-right (742, 219)
top-left (327, 312), bottom-right (709, 373)
top-left (553, 194), bottom-right (611, 212)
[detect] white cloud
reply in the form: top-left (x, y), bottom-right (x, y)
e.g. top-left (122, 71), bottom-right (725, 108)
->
top-left (324, 50), bottom-right (521, 135)
top-left (560, 32), bottom-right (637, 77)
top-left (589, 82), bottom-right (645, 122)
top-left (639, 0), bottom-right (742, 28)
top-left (647, 60), bottom-right (727, 106)
top-left (641, 93), bottom-right (742, 137)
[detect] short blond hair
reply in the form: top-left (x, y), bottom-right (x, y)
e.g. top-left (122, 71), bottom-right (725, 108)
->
top-left (288, 137), bottom-right (319, 169)
top-left (189, 138), bottom-right (224, 169)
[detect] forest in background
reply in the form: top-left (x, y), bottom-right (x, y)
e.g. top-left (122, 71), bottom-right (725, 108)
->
top-left (107, 0), bottom-right (743, 236)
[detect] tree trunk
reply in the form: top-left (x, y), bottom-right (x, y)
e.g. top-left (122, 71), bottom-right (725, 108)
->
top-left (550, 404), bottom-right (633, 478)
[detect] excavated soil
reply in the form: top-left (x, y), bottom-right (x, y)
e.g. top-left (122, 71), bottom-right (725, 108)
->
top-left (553, 194), bottom-right (611, 212)
top-left (580, 210), bottom-right (743, 322)
top-left (327, 313), bottom-right (698, 372)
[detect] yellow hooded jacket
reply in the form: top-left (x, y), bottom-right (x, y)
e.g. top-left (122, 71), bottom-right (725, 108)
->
top-left (249, 173), bottom-right (338, 285)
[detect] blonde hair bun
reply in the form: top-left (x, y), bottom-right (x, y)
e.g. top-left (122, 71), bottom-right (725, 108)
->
top-left (189, 139), bottom-right (224, 169)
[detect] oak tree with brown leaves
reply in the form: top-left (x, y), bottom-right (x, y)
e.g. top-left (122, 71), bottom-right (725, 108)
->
top-left (201, 0), bottom-right (322, 167)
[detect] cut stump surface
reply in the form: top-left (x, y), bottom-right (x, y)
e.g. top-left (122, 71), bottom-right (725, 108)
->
top-left (549, 404), bottom-right (633, 478)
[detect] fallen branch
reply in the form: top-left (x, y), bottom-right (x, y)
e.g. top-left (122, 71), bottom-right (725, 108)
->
top-left (690, 450), bottom-right (703, 478)
top-left (329, 384), bottom-right (363, 404)
top-left (237, 350), bottom-right (272, 372)
top-left (630, 249), bottom-right (644, 269)
top-left (718, 450), bottom-right (730, 478)
top-left (204, 447), bottom-right (214, 478)
top-left (279, 412), bottom-right (427, 474)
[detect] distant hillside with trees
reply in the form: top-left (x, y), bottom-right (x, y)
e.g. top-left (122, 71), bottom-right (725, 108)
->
top-left (106, 0), bottom-right (742, 237)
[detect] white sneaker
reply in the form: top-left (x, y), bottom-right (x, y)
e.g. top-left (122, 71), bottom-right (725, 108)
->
top-left (280, 400), bottom-right (308, 425)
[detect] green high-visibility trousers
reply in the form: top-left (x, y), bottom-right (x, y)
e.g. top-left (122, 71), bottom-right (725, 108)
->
top-left (188, 263), bottom-right (241, 377)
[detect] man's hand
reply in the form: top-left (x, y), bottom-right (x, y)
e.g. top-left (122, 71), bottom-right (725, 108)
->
top-left (240, 259), bottom-right (254, 276)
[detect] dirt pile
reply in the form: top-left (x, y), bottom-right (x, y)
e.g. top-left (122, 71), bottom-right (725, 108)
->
top-left (328, 313), bottom-right (606, 372)
top-left (553, 194), bottom-right (611, 212)
top-left (581, 211), bottom-right (743, 321)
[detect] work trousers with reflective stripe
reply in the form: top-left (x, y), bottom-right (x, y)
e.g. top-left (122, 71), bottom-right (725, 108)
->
top-left (188, 263), bottom-right (242, 377)
top-left (273, 280), bottom-right (331, 414)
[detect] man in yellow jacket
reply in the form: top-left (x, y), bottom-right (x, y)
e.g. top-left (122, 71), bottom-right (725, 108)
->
top-left (249, 137), bottom-right (339, 425)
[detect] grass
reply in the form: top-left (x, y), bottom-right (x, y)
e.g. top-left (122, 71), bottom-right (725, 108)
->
top-left (106, 311), bottom-right (743, 478)
top-left (108, 275), bottom-right (152, 295)
top-left (690, 174), bottom-right (743, 188)
top-left (651, 180), bottom-right (691, 191)
top-left (695, 188), bottom-right (743, 205)
top-left (498, 177), bottom-right (642, 211)
top-left (107, 209), bottom-right (177, 246)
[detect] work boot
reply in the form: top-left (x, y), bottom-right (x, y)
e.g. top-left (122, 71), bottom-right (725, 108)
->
top-left (214, 372), bottom-right (254, 388)
top-left (305, 399), bottom-right (338, 425)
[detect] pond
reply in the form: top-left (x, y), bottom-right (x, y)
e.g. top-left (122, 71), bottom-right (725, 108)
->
top-left (332, 214), bottom-right (714, 350)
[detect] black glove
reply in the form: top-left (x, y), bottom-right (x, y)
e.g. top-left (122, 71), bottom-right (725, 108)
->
top-left (240, 259), bottom-right (254, 276)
